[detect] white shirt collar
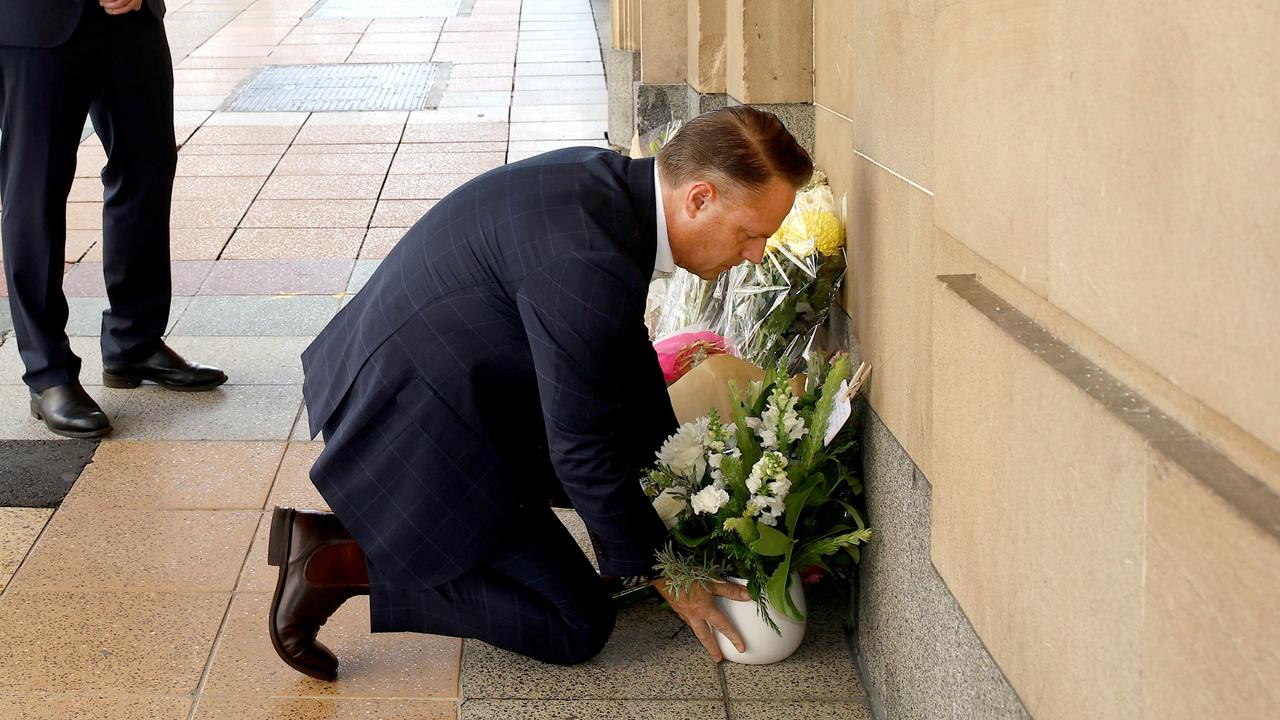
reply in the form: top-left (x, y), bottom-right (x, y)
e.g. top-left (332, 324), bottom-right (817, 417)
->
top-left (652, 162), bottom-right (675, 280)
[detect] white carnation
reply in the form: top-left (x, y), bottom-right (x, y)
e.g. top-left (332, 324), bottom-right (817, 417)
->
top-left (656, 417), bottom-right (709, 481)
top-left (690, 483), bottom-right (730, 516)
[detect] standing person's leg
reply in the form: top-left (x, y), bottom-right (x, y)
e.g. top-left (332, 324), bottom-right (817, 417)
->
top-left (0, 15), bottom-right (100, 392)
top-left (0, 7), bottom-right (113, 437)
top-left (88, 4), bottom-right (176, 366)
top-left (268, 505), bottom-right (615, 680)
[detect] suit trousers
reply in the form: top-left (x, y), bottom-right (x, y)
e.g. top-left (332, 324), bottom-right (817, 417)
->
top-left (0, 2), bottom-right (176, 391)
top-left (367, 505), bottom-right (617, 666)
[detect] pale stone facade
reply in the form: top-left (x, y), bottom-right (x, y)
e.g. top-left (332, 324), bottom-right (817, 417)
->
top-left (611, 1), bottom-right (1280, 718)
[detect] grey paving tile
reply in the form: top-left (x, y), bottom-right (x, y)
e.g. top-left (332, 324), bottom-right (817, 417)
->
top-left (347, 259), bottom-right (382, 294)
top-left (461, 601), bottom-right (721, 700)
top-left (62, 261), bottom-right (214, 298)
top-left (0, 336), bottom-right (102, 385)
top-left (0, 385), bottom-right (114, 441)
top-left (509, 120), bottom-right (606, 142)
top-left (198, 259), bottom-right (355, 295)
top-left (290, 405), bottom-right (313, 441)
top-left (721, 591), bottom-right (865, 701)
top-left (460, 700), bottom-right (727, 719)
top-left (515, 61), bottom-right (603, 76)
top-left (105, 384), bottom-right (303, 441)
top-left (163, 336), bottom-right (310, 385)
top-left (170, 295), bottom-right (342, 337)
top-left (512, 88), bottom-right (607, 106)
top-left (0, 439), bottom-right (99, 505)
top-left (731, 701), bottom-right (871, 720)
top-left (514, 75), bottom-right (605, 91)
top-left (65, 297), bottom-right (190, 337)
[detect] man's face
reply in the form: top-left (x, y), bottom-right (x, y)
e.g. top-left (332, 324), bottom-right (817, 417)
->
top-left (670, 175), bottom-right (797, 281)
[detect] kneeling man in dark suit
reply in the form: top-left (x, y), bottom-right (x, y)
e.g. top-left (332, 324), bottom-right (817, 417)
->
top-left (269, 107), bottom-right (813, 679)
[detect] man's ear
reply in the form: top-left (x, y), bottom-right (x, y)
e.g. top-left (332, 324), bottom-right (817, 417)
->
top-left (684, 181), bottom-right (715, 218)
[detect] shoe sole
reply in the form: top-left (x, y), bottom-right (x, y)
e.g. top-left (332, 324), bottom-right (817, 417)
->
top-left (29, 399), bottom-right (112, 439)
top-left (102, 372), bottom-right (228, 392)
top-left (266, 506), bottom-right (339, 683)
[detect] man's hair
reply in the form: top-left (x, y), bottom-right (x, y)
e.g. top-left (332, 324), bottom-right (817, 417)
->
top-left (656, 106), bottom-right (813, 194)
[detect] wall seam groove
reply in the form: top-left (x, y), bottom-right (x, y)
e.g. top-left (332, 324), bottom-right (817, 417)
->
top-left (853, 150), bottom-right (933, 196)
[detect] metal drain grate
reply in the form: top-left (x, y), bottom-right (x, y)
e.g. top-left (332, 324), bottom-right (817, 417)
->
top-left (309, 0), bottom-right (464, 19)
top-left (224, 63), bottom-right (441, 112)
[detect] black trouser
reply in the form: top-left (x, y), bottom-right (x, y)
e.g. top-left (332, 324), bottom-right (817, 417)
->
top-left (367, 506), bottom-right (616, 666)
top-left (0, 2), bottom-right (176, 391)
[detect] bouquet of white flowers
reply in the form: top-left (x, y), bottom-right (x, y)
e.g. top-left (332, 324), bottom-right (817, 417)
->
top-left (645, 354), bottom-right (871, 632)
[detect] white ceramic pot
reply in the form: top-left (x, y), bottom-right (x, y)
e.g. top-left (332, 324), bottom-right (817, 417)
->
top-left (713, 573), bottom-right (807, 664)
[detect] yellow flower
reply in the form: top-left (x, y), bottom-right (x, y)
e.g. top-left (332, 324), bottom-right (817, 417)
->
top-left (800, 210), bottom-right (845, 255)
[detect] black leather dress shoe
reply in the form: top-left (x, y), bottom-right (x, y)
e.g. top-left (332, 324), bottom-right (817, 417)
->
top-left (30, 382), bottom-right (112, 438)
top-left (102, 344), bottom-right (227, 391)
top-left (267, 507), bottom-right (369, 682)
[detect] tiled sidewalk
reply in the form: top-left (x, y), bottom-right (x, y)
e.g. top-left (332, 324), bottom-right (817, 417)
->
top-left (0, 0), bottom-right (868, 718)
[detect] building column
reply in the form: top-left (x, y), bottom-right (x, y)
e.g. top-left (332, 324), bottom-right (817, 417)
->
top-left (725, 0), bottom-right (815, 152)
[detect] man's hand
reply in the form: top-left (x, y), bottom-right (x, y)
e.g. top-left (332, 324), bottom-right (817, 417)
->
top-left (654, 578), bottom-right (749, 662)
top-left (101, 0), bottom-right (144, 15)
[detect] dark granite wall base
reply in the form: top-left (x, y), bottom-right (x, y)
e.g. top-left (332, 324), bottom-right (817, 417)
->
top-left (634, 83), bottom-right (691, 137)
top-left (855, 410), bottom-right (1030, 720)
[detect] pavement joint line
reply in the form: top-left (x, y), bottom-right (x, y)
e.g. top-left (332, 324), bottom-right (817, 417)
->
top-left (0, 507), bottom-right (56, 600)
top-left (187, 439), bottom-right (292, 720)
top-left (211, 118), bottom-right (310, 264)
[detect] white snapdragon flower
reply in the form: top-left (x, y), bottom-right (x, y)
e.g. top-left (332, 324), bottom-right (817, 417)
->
top-left (747, 494), bottom-right (786, 526)
top-left (656, 417), bottom-right (709, 481)
top-left (690, 482), bottom-right (730, 516)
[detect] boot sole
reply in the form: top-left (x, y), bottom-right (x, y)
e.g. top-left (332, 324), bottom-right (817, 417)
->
top-left (29, 399), bottom-right (112, 439)
top-left (266, 506), bottom-right (339, 683)
top-left (102, 372), bottom-right (228, 392)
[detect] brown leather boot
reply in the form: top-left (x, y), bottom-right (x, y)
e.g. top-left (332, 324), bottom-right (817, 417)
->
top-left (267, 507), bottom-right (369, 681)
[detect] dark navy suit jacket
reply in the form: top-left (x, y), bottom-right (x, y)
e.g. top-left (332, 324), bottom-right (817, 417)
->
top-left (0, 0), bottom-right (167, 48)
top-left (302, 148), bottom-right (678, 589)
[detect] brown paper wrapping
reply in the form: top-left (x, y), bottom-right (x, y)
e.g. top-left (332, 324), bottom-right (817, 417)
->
top-left (666, 354), bottom-right (805, 424)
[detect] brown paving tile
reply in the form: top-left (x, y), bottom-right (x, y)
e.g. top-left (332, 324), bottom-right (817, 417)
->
top-left (9, 506), bottom-right (259, 592)
top-left (0, 508), bottom-right (52, 592)
top-left (401, 122), bottom-right (509, 143)
top-left (223, 228), bottom-right (366, 260)
top-left (285, 142), bottom-right (399, 155)
top-left (431, 45), bottom-right (515, 64)
top-left (170, 228), bottom-right (234, 261)
top-left (0, 694), bottom-right (192, 719)
top-left (389, 151), bottom-right (505, 175)
top-left (269, 47), bottom-right (354, 63)
top-left (361, 227), bottom-right (410, 258)
top-left (372, 199), bottom-right (437, 227)
top-left (62, 260), bottom-right (213, 298)
top-left (381, 173), bottom-right (474, 200)
top-left (366, 31), bottom-right (444, 44)
top-left (205, 593), bottom-right (462, 698)
top-left (273, 152), bottom-right (395, 176)
top-left (67, 202), bottom-right (102, 230)
top-left (447, 62), bottom-right (516, 78)
top-left (266, 441), bottom-right (329, 511)
top-left (732, 701), bottom-right (872, 719)
top-left (180, 143), bottom-right (288, 156)
top-left (199, 259), bottom-right (355, 295)
top-left (444, 76), bottom-right (513, 92)
top-left (62, 440), bottom-right (285, 511)
top-left (195, 697), bottom-right (456, 719)
top-left (171, 81), bottom-right (241, 96)
top-left (280, 31), bottom-right (365, 45)
top-left (172, 175), bottom-right (266, 202)
top-left (367, 18), bottom-right (444, 33)
top-left (187, 125), bottom-right (301, 145)
top-left (294, 125), bottom-right (406, 145)
top-left (237, 513), bottom-right (277, 593)
top-left (177, 154), bottom-right (280, 177)
top-left (436, 91), bottom-right (513, 108)
top-left (173, 67), bottom-right (254, 83)
top-left (65, 229), bottom-right (99, 261)
top-left (459, 700), bottom-right (728, 719)
top-left (177, 56), bottom-right (270, 70)
top-left (397, 140), bottom-right (509, 153)
top-left (171, 197), bottom-right (254, 229)
top-left (241, 199), bottom-right (375, 228)
top-left (68, 177), bottom-right (103, 202)
top-left (258, 174), bottom-right (386, 200)
top-left (0, 591), bottom-right (228, 694)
